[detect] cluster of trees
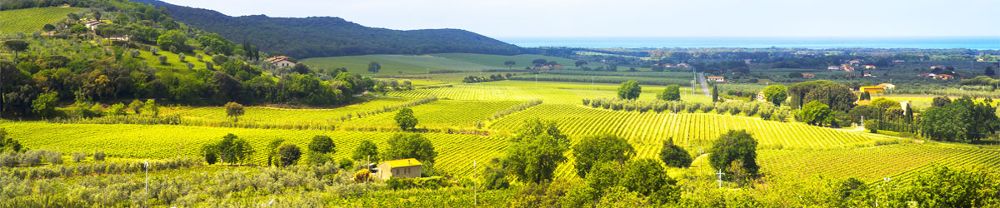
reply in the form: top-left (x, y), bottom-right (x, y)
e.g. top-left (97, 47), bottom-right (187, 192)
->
top-left (657, 85), bottom-right (681, 101)
top-left (789, 80), bottom-right (858, 127)
top-left (850, 98), bottom-right (915, 133)
top-left (372, 79), bottom-right (413, 93)
top-left (617, 80), bottom-right (642, 100)
top-left (919, 97), bottom-right (999, 143)
top-left (462, 73), bottom-right (513, 83)
top-left (1, 0), bottom-right (381, 119)
top-left (484, 119), bottom-right (763, 206)
top-left (200, 134), bottom-right (254, 165)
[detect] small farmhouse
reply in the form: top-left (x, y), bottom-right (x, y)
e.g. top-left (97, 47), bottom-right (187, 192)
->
top-left (265, 56), bottom-right (296, 68)
top-left (863, 64), bottom-right (877, 70)
top-left (84, 20), bottom-right (103, 30)
top-left (840, 64), bottom-right (855, 72)
top-left (376, 158), bottom-right (423, 180)
top-left (801, 73), bottom-right (816, 79)
top-left (860, 85), bottom-right (886, 94)
top-left (706, 76), bottom-right (725, 83)
top-left (827, 66), bottom-right (840, 71)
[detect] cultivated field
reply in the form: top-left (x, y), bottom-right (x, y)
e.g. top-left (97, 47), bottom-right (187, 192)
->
top-left (0, 7), bottom-right (81, 34)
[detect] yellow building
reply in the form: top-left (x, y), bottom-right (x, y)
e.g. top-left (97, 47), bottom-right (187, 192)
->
top-left (376, 158), bottom-right (423, 180)
top-left (860, 85), bottom-right (886, 94)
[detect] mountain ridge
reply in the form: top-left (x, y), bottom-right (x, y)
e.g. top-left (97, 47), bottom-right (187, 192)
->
top-left (135, 0), bottom-right (524, 58)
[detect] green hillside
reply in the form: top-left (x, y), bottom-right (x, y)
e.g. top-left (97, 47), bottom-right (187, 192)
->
top-left (300, 53), bottom-right (578, 74)
top-left (0, 7), bottom-right (82, 34)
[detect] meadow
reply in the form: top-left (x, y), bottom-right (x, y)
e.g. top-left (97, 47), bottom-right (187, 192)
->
top-left (0, 7), bottom-right (81, 35)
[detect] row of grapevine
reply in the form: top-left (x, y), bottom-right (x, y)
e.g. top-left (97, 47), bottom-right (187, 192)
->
top-left (0, 122), bottom-right (508, 177)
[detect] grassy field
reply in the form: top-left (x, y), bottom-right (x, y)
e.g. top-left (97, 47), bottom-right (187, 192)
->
top-left (0, 7), bottom-right (82, 35)
top-left (300, 53), bottom-right (578, 75)
top-left (162, 97), bottom-right (412, 127)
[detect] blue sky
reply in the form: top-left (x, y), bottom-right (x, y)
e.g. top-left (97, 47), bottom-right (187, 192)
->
top-left (162, 0), bottom-right (1000, 38)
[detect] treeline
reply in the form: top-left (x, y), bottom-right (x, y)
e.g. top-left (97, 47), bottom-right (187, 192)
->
top-left (583, 98), bottom-right (792, 121)
top-left (138, 0), bottom-right (523, 58)
top-left (462, 73), bottom-right (513, 83)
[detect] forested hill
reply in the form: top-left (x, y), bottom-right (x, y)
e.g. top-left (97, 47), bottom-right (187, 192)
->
top-left (134, 0), bottom-right (524, 58)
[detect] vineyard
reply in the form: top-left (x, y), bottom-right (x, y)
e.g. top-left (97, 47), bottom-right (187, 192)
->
top-left (0, 7), bottom-right (81, 34)
top-left (337, 100), bottom-right (523, 130)
top-left (162, 97), bottom-right (411, 127)
top-left (759, 143), bottom-right (1000, 182)
top-left (0, 122), bottom-right (506, 177)
top-left (388, 80), bottom-right (711, 104)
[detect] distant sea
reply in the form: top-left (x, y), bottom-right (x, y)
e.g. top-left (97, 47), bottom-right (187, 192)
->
top-left (500, 37), bottom-right (1000, 50)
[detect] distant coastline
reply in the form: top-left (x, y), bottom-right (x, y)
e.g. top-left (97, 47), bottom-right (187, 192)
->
top-left (500, 37), bottom-right (1000, 50)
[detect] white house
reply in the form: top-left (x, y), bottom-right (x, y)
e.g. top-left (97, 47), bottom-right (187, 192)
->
top-left (266, 56), bottom-right (296, 68)
top-left (84, 20), bottom-right (103, 30)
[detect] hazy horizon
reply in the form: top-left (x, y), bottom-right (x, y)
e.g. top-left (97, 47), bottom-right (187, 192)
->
top-left (161, 0), bottom-right (1000, 38)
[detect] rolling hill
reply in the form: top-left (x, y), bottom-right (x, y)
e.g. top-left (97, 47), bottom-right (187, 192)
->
top-left (0, 7), bottom-right (82, 34)
top-left (134, 0), bottom-right (524, 58)
top-left (300, 53), bottom-right (578, 74)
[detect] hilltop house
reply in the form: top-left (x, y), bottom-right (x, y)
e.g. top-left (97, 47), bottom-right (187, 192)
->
top-left (706, 76), bottom-right (726, 83)
top-left (265, 56), bottom-right (296, 68)
top-left (376, 158), bottom-right (423, 180)
top-left (84, 20), bottom-right (103, 30)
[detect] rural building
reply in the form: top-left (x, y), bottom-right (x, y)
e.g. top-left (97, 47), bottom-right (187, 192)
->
top-left (877, 83), bottom-right (896, 91)
top-left (84, 20), bottom-right (103, 30)
top-left (863, 64), bottom-right (877, 70)
top-left (706, 76), bottom-right (726, 83)
top-left (860, 85), bottom-right (886, 94)
top-left (934, 74), bottom-right (955, 80)
top-left (848, 59), bottom-right (862, 65)
top-left (675, 63), bottom-right (691, 68)
top-left (265, 56), bottom-right (296, 68)
top-left (840, 64), bottom-right (855, 72)
top-left (376, 158), bottom-right (423, 180)
top-left (827, 66), bottom-right (840, 71)
top-left (801, 73), bottom-right (816, 79)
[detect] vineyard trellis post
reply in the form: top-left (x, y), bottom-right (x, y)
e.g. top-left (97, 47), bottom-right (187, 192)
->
top-left (716, 169), bottom-right (725, 188)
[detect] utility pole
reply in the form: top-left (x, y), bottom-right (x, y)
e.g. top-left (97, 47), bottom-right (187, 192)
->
top-left (716, 169), bottom-right (725, 188)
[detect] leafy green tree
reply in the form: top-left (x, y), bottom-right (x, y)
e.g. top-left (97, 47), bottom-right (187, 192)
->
top-left (658, 85), bottom-right (681, 101)
top-left (0, 129), bottom-right (24, 153)
top-left (762, 85), bottom-right (788, 106)
top-left (709, 130), bottom-right (759, 179)
top-left (156, 30), bottom-right (190, 53)
top-left (224, 102), bottom-right (244, 123)
top-left (394, 107), bottom-right (418, 130)
top-left (201, 143), bottom-right (218, 165)
top-left (107, 103), bottom-right (127, 116)
top-left (799, 101), bottom-right (832, 126)
top-left (803, 83), bottom-right (856, 112)
top-left (368, 61), bottom-right (381, 73)
top-left (932, 96), bottom-right (952, 107)
top-left (503, 119), bottom-right (570, 183)
top-left (308, 135), bottom-right (335, 154)
top-left (3, 40), bottom-right (29, 65)
top-left (788, 80), bottom-right (837, 108)
top-left (572, 134), bottom-right (635, 177)
top-left (659, 138), bottom-right (692, 168)
top-left (352, 139), bottom-right (380, 163)
top-left (215, 133), bottom-right (255, 165)
top-left (859, 91), bottom-right (871, 101)
top-left (711, 85), bottom-right (719, 102)
top-left (617, 80), bottom-right (641, 100)
top-left (586, 162), bottom-right (622, 194)
top-left (278, 144), bottom-right (302, 167)
top-left (31, 92), bottom-right (59, 118)
top-left (620, 158), bottom-right (677, 199)
top-left (481, 158), bottom-right (509, 190)
top-left (383, 133), bottom-right (437, 163)
top-left (504, 60), bottom-right (516, 70)
top-left (142, 99), bottom-right (158, 117)
top-left (266, 138), bottom-right (285, 166)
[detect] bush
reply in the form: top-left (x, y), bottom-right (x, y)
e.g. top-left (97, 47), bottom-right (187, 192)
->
top-left (354, 169), bottom-right (372, 183)
top-left (72, 152), bottom-right (87, 162)
top-left (308, 135), bottom-right (336, 154)
top-left (93, 151), bottom-right (106, 161)
top-left (338, 158), bottom-right (354, 170)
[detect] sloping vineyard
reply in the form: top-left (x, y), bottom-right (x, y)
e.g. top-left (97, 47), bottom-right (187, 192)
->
top-left (0, 122), bottom-right (507, 177)
top-left (337, 100), bottom-right (522, 130)
top-left (163, 97), bottom-right (411, 127)
top-left (758, 144), bottom-right (1000, 183)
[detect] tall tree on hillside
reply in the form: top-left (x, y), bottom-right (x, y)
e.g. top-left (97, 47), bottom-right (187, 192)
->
top-left (504, 60), bottom-right (516, 70)
top-left (3, 40), bottom-right (29, 65)
top-left (368, 62), bottom-right (381, 73)
top-left (572, 134), bottom-right (635, 177)
top-left (224, 102), bottom-right (245, 123)
top-left (711, 85), bottom-right (719, 102)
top-left (617, 80), bottom-right (641, 100)
top-left (394, 108), bottom-right (418, 131)
top-left (503, 119), bottom-right (570, 183)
